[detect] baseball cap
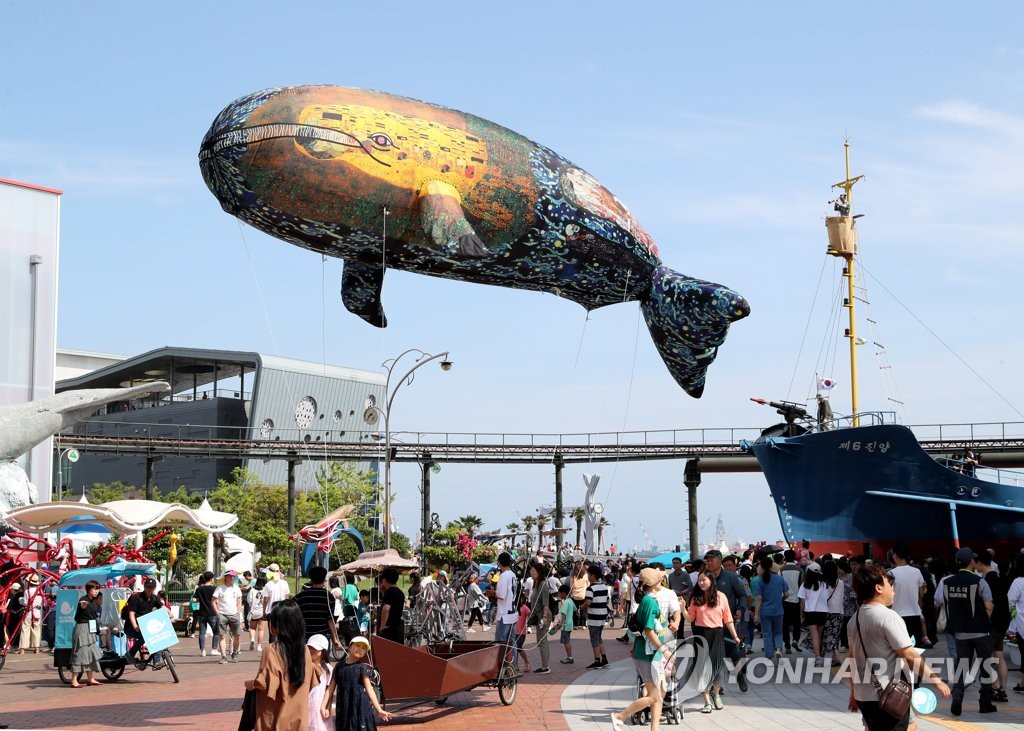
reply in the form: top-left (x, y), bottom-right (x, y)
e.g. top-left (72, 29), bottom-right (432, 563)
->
top-left (223, 570), bottom-right (238, 577)
top-left (143, 578), bottom-right (157, 588)
top-left (806, 562), bottom-right (822, 573)
top-left (306, 634), bottom-right (330, 652)
top-left (955, 547), bottom-right (975, 564)
top-left (349, 635), bottom-right (371, 649)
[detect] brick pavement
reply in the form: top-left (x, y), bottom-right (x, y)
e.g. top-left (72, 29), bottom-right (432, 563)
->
top-left (0, 624), bottom-right (634, 731)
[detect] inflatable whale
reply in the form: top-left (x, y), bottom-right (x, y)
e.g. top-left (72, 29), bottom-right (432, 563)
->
top-left (199, 85), bottom-right (749, 396)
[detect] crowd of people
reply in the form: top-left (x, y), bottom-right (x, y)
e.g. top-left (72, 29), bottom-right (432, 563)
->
top-left (433, 540), bottom-right (1024, 731)
top-left (7, 536), bottom-right (1024, 731)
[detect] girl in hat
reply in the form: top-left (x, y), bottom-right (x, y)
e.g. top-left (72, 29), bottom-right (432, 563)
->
top-left (306, 634), bottom-right (332, 731)
top-left (321, 635), bottom-right (391, 731)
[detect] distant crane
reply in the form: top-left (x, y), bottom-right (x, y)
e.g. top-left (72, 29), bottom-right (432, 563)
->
top-left (638, 522), bottom-right (654, 553)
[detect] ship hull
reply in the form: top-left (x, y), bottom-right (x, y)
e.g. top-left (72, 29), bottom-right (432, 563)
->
top-left (749, 423), bottom-right (1024, 560)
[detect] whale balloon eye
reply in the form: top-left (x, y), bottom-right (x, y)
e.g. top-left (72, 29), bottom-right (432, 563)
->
top-left (369, 133), bottom-right (395, 149)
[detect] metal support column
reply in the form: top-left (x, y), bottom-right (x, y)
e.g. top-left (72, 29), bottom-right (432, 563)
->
top-left (145, 455), bottom-right (157, 501)
top-left (554, 454), bottom-right (564, 531)
top-left (949, 502), bottom-right (960, 549)
top-left (287, 459), bottom-right (299, 580)
top-left (684, 459), bottom-right (701, 558)
top-left (420, 454), bottom-right (433, 573)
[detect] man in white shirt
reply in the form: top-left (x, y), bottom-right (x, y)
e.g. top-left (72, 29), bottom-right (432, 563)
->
top-left (494, 552), bottom-right (517, 643)
top-left (214, 571), bottom-right (244, 662)
top-left (261, 563), bottom-right (290, 621)
top-left (889, 544), bottom-right (932, 648)
top-left (848, 564), bottom-right (949, 728)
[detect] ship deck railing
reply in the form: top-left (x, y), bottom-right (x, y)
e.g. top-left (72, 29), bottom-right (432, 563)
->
top-left (933, 457), bottom-right (1024, 488)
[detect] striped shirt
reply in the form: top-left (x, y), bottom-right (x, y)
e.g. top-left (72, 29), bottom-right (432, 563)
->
top-left (585, 580), bottom-right (611, 627)
top-left (294, 585), bottom-right (334, 640)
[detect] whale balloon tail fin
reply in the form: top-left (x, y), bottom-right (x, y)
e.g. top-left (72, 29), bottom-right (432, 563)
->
top-left (640, 265), bottom-right (750, 398)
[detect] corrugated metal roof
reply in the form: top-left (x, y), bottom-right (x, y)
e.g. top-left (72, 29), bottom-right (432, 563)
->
top-left (56, 346), bottom-right (382, 392)
top-left (259, 354), bottom-right (384, 385)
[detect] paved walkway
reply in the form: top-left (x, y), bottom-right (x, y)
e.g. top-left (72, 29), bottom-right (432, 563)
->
top-left (561, 653), bottom-right (1018, 731)
top-left (0, 627), bottom-right (1018, 730)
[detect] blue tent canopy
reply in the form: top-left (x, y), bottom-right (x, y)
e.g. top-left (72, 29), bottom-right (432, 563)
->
top-left (645, 551), bottom-right (690, 566)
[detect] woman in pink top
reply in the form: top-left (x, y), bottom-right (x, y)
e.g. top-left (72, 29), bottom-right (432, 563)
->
top-left (688, 570), bottom-right (741, 713)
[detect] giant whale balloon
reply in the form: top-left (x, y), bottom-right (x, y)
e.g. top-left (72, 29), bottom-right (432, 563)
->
top-left (199, 86), bottom-right (749, 396)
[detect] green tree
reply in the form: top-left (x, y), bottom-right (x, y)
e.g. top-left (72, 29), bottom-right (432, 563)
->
top-left (452, 515), bottom-right (484, 538)
top-left (569, 507), bottom-right (586, 548)
top-left (521, 515), bottom-right (537, 550)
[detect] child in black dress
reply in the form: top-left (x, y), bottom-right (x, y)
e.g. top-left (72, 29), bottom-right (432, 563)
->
top-left (321, 635), bottom-right (391, 731)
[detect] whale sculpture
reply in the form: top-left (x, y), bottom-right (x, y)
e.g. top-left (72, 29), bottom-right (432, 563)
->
top-left (199, 86), bottom-right (749, 396)
top-left (0, 383), bottom-right (170, 518)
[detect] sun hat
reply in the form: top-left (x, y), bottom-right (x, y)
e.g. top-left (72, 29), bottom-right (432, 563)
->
top-left (223, 570), bottom-right (238, 577)
top-left (267, 563), bottom-right (280, 572)
top-left (306, 634), bottom-right (330, 652)
top-left (28, 574), bottom-right (41, 585)
top-left (639, 568), bottom-right (663, 587)
top-left (349, 635), bottom-right (371, 649)
top-left (11, 582), bottom-right (21, 591)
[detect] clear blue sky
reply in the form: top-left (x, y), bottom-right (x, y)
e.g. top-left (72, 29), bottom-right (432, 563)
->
top-left (3, 3), bottom-right (1022, 552)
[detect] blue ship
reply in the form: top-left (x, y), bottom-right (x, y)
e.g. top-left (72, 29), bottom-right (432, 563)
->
top-left (743, 146), bottom-right (1024, 560)
top-left (744, 413), bottom-right (1024, 559)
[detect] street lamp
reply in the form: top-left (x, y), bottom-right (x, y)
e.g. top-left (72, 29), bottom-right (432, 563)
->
top-left (57, 447), bottom-right (80, 500)
top-left (363, 349), bottom-right (452, 550)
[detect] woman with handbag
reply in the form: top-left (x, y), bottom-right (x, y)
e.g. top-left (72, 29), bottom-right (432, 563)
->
top-left (847, 564), bottom-right (949, 731)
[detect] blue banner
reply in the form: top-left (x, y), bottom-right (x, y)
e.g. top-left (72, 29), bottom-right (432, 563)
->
top-left (55, 589), bottom-right (84, 649)
top-left (139, 608), bottom-right (178, 654)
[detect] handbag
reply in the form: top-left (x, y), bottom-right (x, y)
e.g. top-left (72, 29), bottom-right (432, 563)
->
top-left (238, 688), bottom-right (257, 731)
top-left (854, 611), bottom-right (912, 720)
top-left (189, 588), bottom-right (200, 612)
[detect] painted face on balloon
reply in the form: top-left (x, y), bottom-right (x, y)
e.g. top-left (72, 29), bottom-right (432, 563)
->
top-left (296, 101), bottom-right (490, 193)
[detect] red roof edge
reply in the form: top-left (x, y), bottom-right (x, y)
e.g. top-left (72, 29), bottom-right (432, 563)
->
top-left (0, 177), bottom-right (63, 195)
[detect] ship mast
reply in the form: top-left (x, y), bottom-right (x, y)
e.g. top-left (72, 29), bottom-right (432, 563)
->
top-left (825, 142), bottom-right (864, 425)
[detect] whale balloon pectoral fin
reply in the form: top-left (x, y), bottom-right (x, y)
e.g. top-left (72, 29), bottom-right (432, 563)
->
top-left (640, 266), bottom-right (750, 398)
top-left (417, 179), bottom-right (489, 258)
top-left (340, 260), bottom-right (387, 328)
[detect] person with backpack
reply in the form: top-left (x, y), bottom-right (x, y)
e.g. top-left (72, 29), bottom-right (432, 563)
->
top-left (610, 567), bottom-right (671, 730)
top-left (528, 561), bottom-right (552, 674)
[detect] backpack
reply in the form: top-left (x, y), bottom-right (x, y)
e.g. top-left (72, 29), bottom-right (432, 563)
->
top-left (627, 608), bottom-right (643, 633)
top-left (546, 576), bottom-right (561, 616)
top-left (626, 584), bottom-right (646, 633)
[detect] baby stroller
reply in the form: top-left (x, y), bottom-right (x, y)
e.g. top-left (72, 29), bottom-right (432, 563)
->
top-left (630, 673), bottom-right (682, 725)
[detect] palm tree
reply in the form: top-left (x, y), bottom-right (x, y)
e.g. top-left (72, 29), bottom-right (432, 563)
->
top-left (536, 511), bottom-right (548, 548)
top-left (569, 507), bottom-right (586, 548)
top-left (455, 514), bottom-right (484, 538)
top-left (504, 521), bottom-right (521, 552)
top-left (596, 517), bottom-right (610, 554)
top-left (521, 515), bottom-right (538, 550)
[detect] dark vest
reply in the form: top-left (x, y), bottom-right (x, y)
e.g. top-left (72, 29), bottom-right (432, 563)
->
top-left (944, 570), bottom-right (990, 634)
